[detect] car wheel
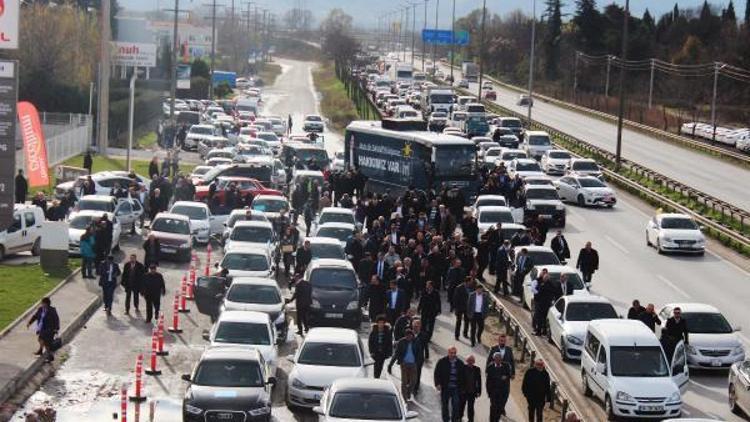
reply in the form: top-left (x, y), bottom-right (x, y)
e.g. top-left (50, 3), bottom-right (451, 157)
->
top-left (582, 371), bottom-right (593, 397)
top-left (31, 238), bottom-right (41, 256)
top-left (656, 240), bottom-right (664, 255)
top-left (577, 194), bottom-right (585, 207)
top-left (646, 231), bottom-right (652, 247)
top-left (605, 395), bottom-right (617, 421)
top-left (729, 383), bottom-right (743, 415)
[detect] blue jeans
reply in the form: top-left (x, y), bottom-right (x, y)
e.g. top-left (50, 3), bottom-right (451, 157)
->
top-left (82, 257), bottom-right (95, 278)
top-left (441, 387), bottom-right (461, 422)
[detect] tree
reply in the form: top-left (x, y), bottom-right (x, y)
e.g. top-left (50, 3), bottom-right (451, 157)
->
top-left (722, 0), bottom-right (737, 24)
top-left (543, 0), bottom-right (563, 79)
top-left (191, 59), bottom-right (210, 79)
top-left (573, 0), bottom-right (604, 53)
top-left (672, 35), bottom-right (706, 64)
top-left (320, 9), bottom-right (359, 67)
top-left (746, 0), bottom-right (750, 25)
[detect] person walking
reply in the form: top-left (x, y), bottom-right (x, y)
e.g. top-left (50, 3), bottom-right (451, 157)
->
top-left (367, 315), bottom-right (393, 378)
top-left (385, 279), bottom-right (407, 325)
top-left (15, 169), bottom-right (28, 203)
top-left (365, 275), bottom-right (387, 322)
top-left (388, 329), bottom-right (422, 401)
top-left (638, 303), bottom-right (662, 332)
top-left (287, 276), bottom-right (312, 335)
top-left (513, 248), bottom-right (534, 296)
top-left (434, 346), bottom-right (465, 422)
top-left (460, 355), bottom-right (481, 422)
top-left (662, 306), bottom-right (689, 359)
top-left (121, 254), bottom-right (145, 315)
top-left (27, 297), bottom-right (60, 363)
top-left (411, 318), bottom-right (429, 393)
top-left (142, 234), bottom-right (161, 268)
top-left (575, 241), bottom-right (599, 285)
top-left (148, 156), bottom-right (160, 179)
top-left (486, 352), bottom-right (513, 422)
top-left (627, 299), bottom-right (646, 320)
top-left (141, 264), bottom-right (166, 324)
top-left (83, 150), bottom-right (93, 174)
top-left (467, 284), bottom-right (489, 347)
top-left (486, 333), bottom-right (515, 377)
top-left (445, 259), bottom-right (465, 309)
top-left (287, 114), bottom-right (293, 134)
top-left (79, 227), bottom-right (97, 279)
top-left (494, 240), bottom-right (512, 295)
top-left (98, 255), bottom-right (121, 315)
top-left (452, 278), bottom-right (472, 341)
top-left (550, 230), bottom-right (571, 264)
top-left (522, 359), bottom-right (552, 422)
top-left (279, 227), bottom-right (297, 277)
top-left (417, 280), bottom-right (441, 342)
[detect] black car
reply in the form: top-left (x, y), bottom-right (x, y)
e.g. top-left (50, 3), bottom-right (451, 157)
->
top-left (182, 346), bottom-right (275, 421)
top-left (304, 259), bottom-right (361, 329)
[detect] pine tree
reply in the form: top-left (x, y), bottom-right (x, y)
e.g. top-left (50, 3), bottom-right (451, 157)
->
top-left (745, 0), bottom-right (750, 25)
top-left (573, 0), bottom-right (604, 53)
top-left (722, 0), bottom-right (737, 24)
top-left (673, 3), bottom-right (680, 20)
top-left (543, 0), bottom-right (563, 79)
top-left (643, 8), bottom-right (655, 30)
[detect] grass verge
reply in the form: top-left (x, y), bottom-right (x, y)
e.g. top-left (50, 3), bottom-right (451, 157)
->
top-left (0, 263), bottom-right (78, 331)
top-left (312, 63), bottom-right (359, 132)
top-left (257, 63), bottom-right (283, 88)
top-left (136, 132), bottom-right (158, 150)
top-left (60, 154), bottom-right (196, 179)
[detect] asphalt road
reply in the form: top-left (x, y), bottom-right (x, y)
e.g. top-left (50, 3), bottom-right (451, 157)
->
top-left (419, 56), bottom-right (750, 212)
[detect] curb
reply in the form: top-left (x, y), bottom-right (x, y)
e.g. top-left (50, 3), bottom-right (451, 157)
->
top-left (0, 267), bottom-right (82, 341)
top-left (0, 278), bottom-right (101, 407)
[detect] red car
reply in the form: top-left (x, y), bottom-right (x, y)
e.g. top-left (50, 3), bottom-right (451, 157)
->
top-left (484, 90), bottom-right (497, 101)
top-left (194, 176), bottom-right (283, 203)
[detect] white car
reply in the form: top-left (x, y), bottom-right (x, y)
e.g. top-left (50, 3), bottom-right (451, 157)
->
top-left (477, 141), bottom-right (498, 158)
top-left (729, 358), bottom-right (750, 415)
top-left (522, 130), bottom-right (553, 160)
top-left (169, 201), bottom-right (223, 244)
top-left (472, 194), bottom-right (507, 212)
top-left (313, 222), bottom-right (356, 249)
top-left (189, 165), bottom-right (213, 183)
top-left (522, 265), bottom-right (587, 311)
top-left (317, 207), bottom-right (356, 227)
top-left (657, 303), bottom-right (744, 369)
top-left (523, 175), bottom-right (554, 186)
top-left (286, 328), bottom-right (369, 409)
top-left (566, 158), bottom-right (603, 179)
top-left (314, 378), bottom-right (418, 421)
top-left (497, 149), bottom-right (528, 167)
top-left (645, 213), bottom-right (706, 255)
top-left (547, 293), bottom-right (618, 361)
top-left (508, 158), bottom-right (545, 179)
top-left (306, 237), bottom-right (346, 261)
top-left (331, 152), bottom-right (346, 171)
top-left (206, 157), bottom-right (234, 167)
top-left (541, 149), bottom-right (572, 175)
top-left (220, 277), bottom-right (288, 342)
top-left (184, 124), bottom-right (218, 150)
top-left (224, 220), bottom-right (276, 259)
top-left (475, 206), bottom-right (515, 237)
top-left (303, 114), bottom-right (325, 132)
top-left (251, 195), bottom-right (290, 222)
top-left (67, 210), bottom-right (122, 255)
top-left (221, 209), bottom-right (270, 243)
top-left (556, 175), bottom-right (616, 207)
top-left (208, 310), bottom-right (279, 375)
top-left (482, 147), bottom-right (504, 168)
top-left (219, 245), bottom-right (274, 278)
top-left (75, 195), bottom-right (142, 231)
top-left (0, 204), bottom-right (45, 260)
top-left (54, 171), bottom-right (149, 199)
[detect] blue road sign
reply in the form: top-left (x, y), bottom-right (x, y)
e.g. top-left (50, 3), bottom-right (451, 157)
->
top-left (422, 29), bottom-right (469, 46)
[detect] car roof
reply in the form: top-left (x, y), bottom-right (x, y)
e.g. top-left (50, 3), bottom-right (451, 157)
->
top-left (476, 194), bottom-right (506, 201)
top-left (512, 245), bottom-right (554, 254)
top-left (317, 222), bottom-right (356, 229)
top-left (201, 345), bottom-right (263, 361)
top-left (223, 245), bottom-right (270, 255)
top-left (69, 210), bottom-right (114, 219)
top-left (525, 130), bottom-right (549, 136)
top-left (254, 195), bottom-right (288, 201)
top-left (661, 303), bottom-right (720, 313)
top-left (563, 293), bottom-right (612, 305)
top-left (172, 201), bottom-right (209, 209)
top-left (330, 378), bottom-right (398, 394)
top-left (152, 212), bottom-right (189, 222)
top-left (513, 158), bottom-right (539, 164)
top-left (217, 310), bottom-right (271, 324)
top-left (306, 236), bottom-right (343, 245)
top-left (546, 149), bottom-right (569, 154)
top-left (229, 276), bottom-right (280, 288)
top-left (657, 213), bottom-right (692, 220)
top-left (293, 170), bottom-right (325, 177)
top-left (525, 184), bottom-right (557, 191)
top-left (588, 319), bottom-right (661, 346)
top-left (570, 158), bottom-right (596, 163)
top-left (233, 220), bottom-right (273, 229)
top-left (535, 265), bottom-right (579, 274)
top-left (478, 206), bottom-right (512, 213)
top-left (304, 327), bottom-right (359, 343)
top-left (320, 207), bottom-right (355, 215)
top-left (79, 195), bottom-right (115, 202)
top-left (308, 258), bottom-right (354, 271)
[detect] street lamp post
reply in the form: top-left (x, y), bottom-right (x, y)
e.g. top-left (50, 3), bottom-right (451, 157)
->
top-left (526, 0), bottom-right (537, 123)
top-left (449, 0), bottom-right (456, 82)
top-left (432, 0), bottom-right (439, 73)
top-left (615, 0), bottom-right (629, 169)
top-left (411, 2), bottom-right (417, 67)
top-left (422, 0), bottom-right (428, 72)
top-left (477, 0), bottom-right (487, 99)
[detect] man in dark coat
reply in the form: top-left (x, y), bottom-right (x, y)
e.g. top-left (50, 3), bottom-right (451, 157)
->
top-left (494, 240), bottom-right (512, 295)
top-left (15, 169), bottom-right (28, 203)
top-left (513, 248), bottom-right (534, 296)
top-left (627, 299), bottom-right (646, 320)
top-left (121, 254), bottom-right (145, 315)
top-left (295, 240), bottom-right (313, 274)
top-left (550, 230), bottom-right (571, 263)
top-left (141, 264), bottom-right (166, 323)
top-left (486, 352), bottom-right (513, 422)
top-left (522, 359), bottom-right (552, 422)
top-left (445, 258), bottom-right (466, 310)
top-left (486, 333), bottom-right (516, 376)
top-left (27, 297), bottom-right (60, 362)
top-left (385, 279), bottom-right (407, 325)
top-left (365, 275), bottom-right (387, 321)
top-left (638, 303), bottom-right (662, 332)
top-left (142, 234), bottom-right (161, 268)
top-left (368, 315), bottom-right (393, 378)
top-left (418, 280), bottom-right (441, 342)
top-left (461, 355), bottom-right (482, 422)
top-left (575, 241), bottom-right (599, 285)
top-left (453, 278), bottom-right (473, 341)
top-left (388, 329), bottom-right (424, 401)
top-left (434, 347), bottom-right (466, 422)
top-left (98, 255), bottom-right (121, 315)
top-left (83, 150), bottom-right (93, 174)
top-left (662, 306), bottom-right (689, 359)
top-left (287, 276), bottom-right (312, 335)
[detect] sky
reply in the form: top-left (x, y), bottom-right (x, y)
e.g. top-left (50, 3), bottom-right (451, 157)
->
top-left (120, 0), bottom-right (747, 28)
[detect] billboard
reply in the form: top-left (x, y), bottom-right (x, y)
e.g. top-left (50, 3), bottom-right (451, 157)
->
top-left (111, 42), bottom-right (157, 67)
top-left (0, 60), bottom-right (16, 231)
top-left (176, 64), bottom-right (191, 90)
top-left (0, 0), bottom-right (19, 50)
top-left (421, 29), bottom-right (469, 46)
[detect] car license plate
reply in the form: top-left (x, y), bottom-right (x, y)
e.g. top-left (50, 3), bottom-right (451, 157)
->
top-left (325, 313), bottom-right (344, 319)
top-left (712, 359), bottom-right (722, 367)
top-left (540, 214), bottom-right (552, 219)
top-left (638, 405), bottom-right (664, 412)
top-left (161, 247), bottom-right (176, 254)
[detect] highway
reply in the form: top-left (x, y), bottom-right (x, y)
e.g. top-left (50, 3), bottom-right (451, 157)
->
top-left (417, 56), bottom-right (750, 212)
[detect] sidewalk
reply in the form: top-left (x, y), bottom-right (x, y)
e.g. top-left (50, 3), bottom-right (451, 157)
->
top-left (0, 268), bottom-right (101, 415)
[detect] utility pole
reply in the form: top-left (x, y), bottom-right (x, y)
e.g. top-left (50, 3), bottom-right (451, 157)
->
top-left (526, 0), bottom-right (537, 123)
top-left (648, 58), bottom-right (655, 108)
top-left (605, 55), bottom-right (611, 97)
top-left (432, 0), bottom-right (439, 72)
top-left (615, 0), bottom-right (629, 169)
top-left (96, 0), bottom-right (111, 155)
top-left (710, 62), bottom-right (724, 142)
top-left (411, 3), bottom-right (417, 66)
top-left (477, 0), bottom-right (487, 99)
top-left (422, 0), bottom-right (428, 72)
top-left (168, 0), bottom-right (179, 121)
top-left (573, 51), bottom-right (579, 95)
top-left (399, 8), bottom-right (404, 61)
top-left (449, 0), bottom-right (455, 82)
top-left (127, 68), bottom-right (138, 171)
top-left (208, 0), bottom-right (218, 99)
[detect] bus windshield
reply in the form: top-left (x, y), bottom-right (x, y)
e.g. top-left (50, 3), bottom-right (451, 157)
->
top-left (434, 145), bottom-right (476, 177)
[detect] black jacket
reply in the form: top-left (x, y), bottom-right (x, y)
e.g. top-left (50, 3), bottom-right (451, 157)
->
top-left (289, 279), bottom-right (312, 309)
top-left (576, 248), bottom-right (599, 273)
top-left (368, 325), bottom-right (393, 359)
top-left (453, 285), bottom-right (471, 314)
top-left (463, 365), bottom-right (482, 396)
top-left (121, 261), bottom-right (146, 291)
top-left (296, 247), bottom-right (312, 269)
top-left (486, 362), bottom-right (512, 393)
top-left (434, 356), bottom-right (466, 389)
top-left (390, 337), bottom-right (424, 366)
top-left (385, 288), bottom-right (407, 314)
top-left (550, 235), bottom-right (571, 261)
top-left (522, 368), bottom-right (551, 405)
top-left (627, 305), bottom-right (646, 320)
top-left (142, 272), bottom-right (166, 300)
top-left (418, 289), bottom-right (441, 319)
top-left (664, 317), bottom-right (689, 344)
top-left (29, 306), bottom-right (60, 334)
top-left (366, 283), bottom-right (387, 318)
top-left (445, 267), bottom-right (466, 290)
top-left (486, 345), bottom-right (515, 377)
top-left (15, 174), bottom-right (28, 201)
top-left (393, 314), bottom-right (411, 341)
top-left (638, 311), bottom-right (662, 332)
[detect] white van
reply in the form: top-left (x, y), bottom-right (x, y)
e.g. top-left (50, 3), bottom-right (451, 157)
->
top-left (0, 204), bottom-right (45, 260)
top-left (581, 319), bottom-right (688, 419)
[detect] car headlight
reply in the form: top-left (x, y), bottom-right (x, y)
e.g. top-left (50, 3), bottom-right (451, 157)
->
top-left (311, 299), bottom-right (321, 309)
top-left (292, 377), bottom-right (307, 388)
top-left (248, 404), bottom-right (271, 416)
top-left (662, 236), bottom-right (673, 243)
top-left (555, 204), bottom-right (565, 210)
top-left (526, 202), bottom-right (535, 210)
top-left (615, 391), bottom-right (635, 403)
top-left (180, 242), bottom-right (191, 248)
top-left (667, 391), bottom-right (681, 403)
top-left (346, 300), bottom-right (359, 310)
top-left (274, 312), bottom-right (286, 325)
top-left (184, 404), bottom-right (203, 415)
top-left (732, 345), bottom-right (745, 355)
top-left (686, 344), bottom-right (697, 355)
top-left (565, 335), bottom-right (583, 345)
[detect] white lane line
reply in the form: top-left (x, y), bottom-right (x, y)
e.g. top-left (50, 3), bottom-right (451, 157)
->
top-left (604, 235), bottom-right (630, 255)
top-left (656, 274), bottom-right (691, 298)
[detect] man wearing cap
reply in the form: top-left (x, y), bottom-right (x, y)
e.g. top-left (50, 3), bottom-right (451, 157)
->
top-left (486, 351), bottom-right (513, 422)
top-left (142, 264), bottom-right (166, 323)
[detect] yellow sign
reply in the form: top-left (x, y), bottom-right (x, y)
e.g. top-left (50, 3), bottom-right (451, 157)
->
top-left (402, 142), bottom-right (412, 157)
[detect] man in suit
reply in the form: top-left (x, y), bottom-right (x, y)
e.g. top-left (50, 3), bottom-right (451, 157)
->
top-left (445, 259), bottom-right (466, 311)
top-left (662, 306), bottom-right (689, 359)
top-left (575, 241), bottom-right (599, 285)
top-left (513, 248), bottom-right (534, 296)
top-left (385, 280), bottom-right (407, 325)
top-left (357, 253), bottom-right (375, 287)
top-left (372, 251), bottom-right (390, 282)
top-left (467, 284), bottom-right (490, 347)
top-left (418, 280), bottom-right (441, 342)
top-left (27, 297), bottom-right (60, 362)
top-left (287, 276), bottom-right (312, 335)
top-left (486, 334), bottom-right (515, 378)
top-left (98, 255), bottom-right (121, 315)
top-left (434, 346), bottom-right (466, 422)
top-left (494, 240), bottom-right (512, 295)
top-left (368, 315), bottom-right (393, 378)
top-left (365, 275), bottom-right (387, 321)
top-left (142, 264), bottom-right (166, 323)
top-left (461, 355), bottom-right (482, 422)
top-left (121, 254), bottom-right (145, 315)
top-left (453, 278), bottom-right (473, 341)
top-left (550, 230), bottom-right (571, 264)
top-left (486, 351), bottom-right (513, 422)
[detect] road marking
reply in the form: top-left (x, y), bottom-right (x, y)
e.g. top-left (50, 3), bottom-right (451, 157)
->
top-left (656, 275), bottom-right (691, 298)
top-left (604, 235), bottom-right (629, 255)
top-left (409, 397), bottom-right (431, 412)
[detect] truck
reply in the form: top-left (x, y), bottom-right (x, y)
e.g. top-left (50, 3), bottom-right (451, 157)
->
top-left (388, 62), bottom-right (413, 82)
top-left (212, 71), bottom-right (237, 88)
top-left (460, 103), bottom-right (489, 137)
top-left (421, 87), bottom-right (455, 115)
top-left (462, 62), bottom-right (479, 83)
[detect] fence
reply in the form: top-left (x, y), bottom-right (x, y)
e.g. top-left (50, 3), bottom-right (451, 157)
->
top-left (15, 113), bottom-right (93, 170)
top-left (338, 65), bottom-right (383, 120)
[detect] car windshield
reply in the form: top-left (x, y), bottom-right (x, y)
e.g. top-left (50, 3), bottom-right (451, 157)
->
top-left (452, 114), bottom-right (466, 121)
top-left (485, 149), bottom-right (501, 157)
top-left (230, 226), bottom-right (273, 243)
top-left (316, 227), bottom-right (352, 242)
top-left (549, 151), bottom-right (571, 159)
top-left (682, 312), bottom-right (733, 334)
top-left (214, 321), bottom-right (270, 345)
top-left (319, 213), bottom-right (355, 225)
top-left (502, 152), bottom-right (525, 161)
top-left (79, 200), bottom-right (113, 212)
top-left (329, 392), bottom-right (403, 420)
top-left (191, 126), bottom-right (214, 135)
top-left (660, 217), bottom-right (699, 230)
top-left (192, 167), bottom-right (211, 176)
top-left (527, 251), bottom-right (561, 266)
top-left (477, 199), bottom-right (505, 207)
top-left (479, 211), bottom-right (514, 224)
top-left (430, 94), bottom-right (454, 104)
top-left (297, 343), bottom-right (360, 366)
top-left (546, 272), bottom-right (585, 289)
top-left (434, 145), bottom-right (476, 177)
top-left (565, 302), bottom-right (618, 321)
top-left (294, 148), bottom-right (329, 163)
top-left (516, 161), bottom-right (542, 172)
top-left (152, 217), bottom-right (190, 234)
top-left (227, 212), bottom-right (266, 227)
top-left (70, 215), bottom-right (98, 230)
top-left (432, 112), bottom-right (447, 118)
top-left (171, 205), bottom-right (207, 220)
top-left (528, 135), bottom-right (551, 146)
top-left (610, 346), bottom-right (669, 377)
top-left (221, 253), bottom-right (269, 271)
top-left (309, 268), bottom-right (357, 290)
top-left (306, 115), bottom-right (322, 122)
top-left (579, 178), bottom-right (606, 188)
top-left (310, 243), bottom-right (346, 260)
top-left (192, 360), bottom-right (264, 387)
top-left (525, 189), bottom-right (559, 200)
top-left (501, 119), bottom-right (522, 128)
top-left (226, 284), bottom-right (281, 305)
top-left (258, 133), bottom-right (279, 142)
top-left (573, 161), bottom-right (599, 171)
top-left (253, 199), bottom-right (287, 213)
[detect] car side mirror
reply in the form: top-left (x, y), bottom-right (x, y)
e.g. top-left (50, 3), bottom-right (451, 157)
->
top-left (202, 332), bottom-right (210, 341)
top-left (267, 377), bottom-right (277, 386)
top-left (286, 354), bottom-right (295, 363)
top-left (312, 406), bottom-right (324, 415)
top-left (596, 363), bottom-right (606, 375)
top-left (406, 410), bottom-right (419, 419)
top-left (181, 374), bottom-right (191, 382)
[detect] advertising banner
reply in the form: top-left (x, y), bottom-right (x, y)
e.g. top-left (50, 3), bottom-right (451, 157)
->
top-left (0, 59), bottom-right (16, 231)
top-left (111, 42), bottom-right (157, 67)
top-left (17, 101), bottom-right (50, 188)
top-left (0, 0), bottom-right (19, 50)
top-left (176, 64), bottom-right (191, 90)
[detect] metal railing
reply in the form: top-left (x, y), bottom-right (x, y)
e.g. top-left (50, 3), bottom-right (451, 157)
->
top-left (15, 113), bottom-right (93, 169)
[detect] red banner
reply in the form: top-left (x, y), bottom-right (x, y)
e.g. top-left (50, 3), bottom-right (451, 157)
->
top-left (17, 101), bottom-right (49, 187)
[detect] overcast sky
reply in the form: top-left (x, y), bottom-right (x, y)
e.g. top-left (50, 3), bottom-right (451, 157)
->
top-left (122, 0), bottom-right (747, 27)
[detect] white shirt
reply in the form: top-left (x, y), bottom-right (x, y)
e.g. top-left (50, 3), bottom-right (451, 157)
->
top-left (530, 279), bottom-right (539, 295)
top-left (474, 294), bottom-right (483, 313)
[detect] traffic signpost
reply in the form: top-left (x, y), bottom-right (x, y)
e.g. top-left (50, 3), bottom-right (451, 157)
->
top-left (0, 60), bottom-right (18, 232)
top-left (421, 29), bottom-right (469, 46)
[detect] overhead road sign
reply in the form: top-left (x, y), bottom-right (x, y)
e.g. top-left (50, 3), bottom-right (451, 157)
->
top-left (421, 29), bottom-right (469, 46)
